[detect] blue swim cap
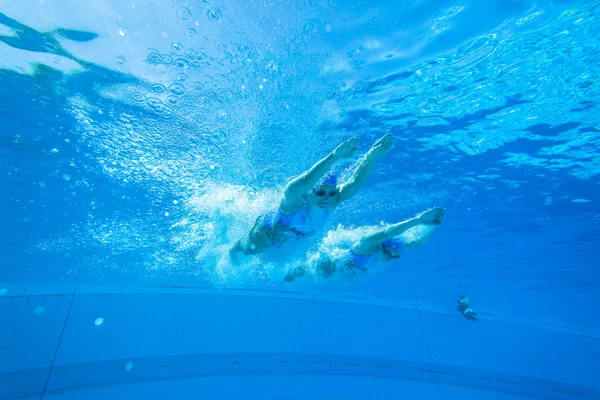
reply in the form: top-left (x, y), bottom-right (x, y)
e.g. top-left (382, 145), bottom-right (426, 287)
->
top-left (318, 172), bottom-right (337, 186)
top-left (382, 237), bottom-right (404, 251)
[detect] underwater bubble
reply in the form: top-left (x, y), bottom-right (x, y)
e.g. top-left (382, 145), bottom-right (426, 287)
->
top-left (207, 8), bottom-right (223, 21)
top-left (0, 288), bottom-right (7, 295)
top-left (146, 97), bottom-right (174, 116)
top-left (169, 83), bottom-right (186, 95)
top-left (325, 24), bottom-right (332, 32)
top-left (304, 20), bottom-right (318, 33)
top-left (186, 28), bottom-right (197, 37)
top-left (167, 95), bottom-right (179, 105)
top-left (130, 92), bottom-right (146, 103)
top-left (178, 7), bottom-right (192, 20)
top-left (152, 84), bottom-right (167, 93)
top-left (173, 200), bottom-right (178, 204)
top-left (34, 306), bottom-right (45, 314)
top-left (147, 51), bottom-right (162, 64)
top-left (94, 317), bottom-right (104, 326)
top-left (172, 42), bottom-right (184, 52)
top-left (119, 29), bottom-right (125, 37)
top-left (210, 165), bottom-right (215, 169)
top-left (165, 212), bottom-right (170, 217)
top-left (63, 174), bottom-right (71, 181)
top-left (185, 49), bottom-right (198, 59)
top-left (125, 362), bottom-right (133, 371)
top-left (175, 58), bottom-right (189, 69)
top-left (116, 56), bottom-right (126, 65)
top-left (161, 54), bottom-right (174, 65)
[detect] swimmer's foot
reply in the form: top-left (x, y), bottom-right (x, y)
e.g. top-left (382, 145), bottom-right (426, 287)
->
top-left (463, 308), bottom-right (478, 321)
top-left (417, 207), bottom-right (445, 225)
top-left (284, 267), bottom-right (306, 282)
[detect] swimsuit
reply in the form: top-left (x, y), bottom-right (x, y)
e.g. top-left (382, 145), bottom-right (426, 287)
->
top-left (262, 202), bottom-right (327, 246)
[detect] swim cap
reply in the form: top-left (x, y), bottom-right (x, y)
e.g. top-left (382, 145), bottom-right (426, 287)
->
top-left (318, 172), bottom-right (337, 186)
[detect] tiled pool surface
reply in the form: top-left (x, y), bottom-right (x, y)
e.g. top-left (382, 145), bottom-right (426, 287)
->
top-left (0, 285), bottom-right (598, 400)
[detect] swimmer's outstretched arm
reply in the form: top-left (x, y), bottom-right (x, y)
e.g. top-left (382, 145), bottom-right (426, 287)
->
top-left (337, 134), bottom-right (394, 202)
top-left (280, 136), bottom-right (359, 210)
top-left (353, 207), bottom-right (445, 253)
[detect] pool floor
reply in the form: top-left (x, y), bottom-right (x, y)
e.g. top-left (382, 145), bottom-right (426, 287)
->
top-left (0, 285), bottom-right (598, 399)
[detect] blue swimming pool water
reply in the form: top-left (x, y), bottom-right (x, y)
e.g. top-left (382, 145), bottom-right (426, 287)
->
top-left (1, 1), bottom-right (599, 398)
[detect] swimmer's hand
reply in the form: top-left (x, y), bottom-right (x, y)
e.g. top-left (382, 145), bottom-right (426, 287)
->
top-left (333, 136), bottom-right (360, 159)
top-left (417, 207), bottom-right (445, 225)
top-left (366, 133), bottom-right (394, 160)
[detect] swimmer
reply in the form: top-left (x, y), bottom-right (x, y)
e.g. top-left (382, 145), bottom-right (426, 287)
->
top-left (284, 207), bottom-right (445, 281)
top-left (458, 296), bottom-right (478, 321)
top-left (230, 134), bottom-right (395, 256)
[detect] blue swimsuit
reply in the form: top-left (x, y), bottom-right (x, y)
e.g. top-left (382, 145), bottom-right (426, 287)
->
top-left (262, 202), bottom-right (327, 246)
top-left (348, 249), bottom-right (378, 271)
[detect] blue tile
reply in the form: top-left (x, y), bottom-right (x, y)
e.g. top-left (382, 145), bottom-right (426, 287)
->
top-left (10, 316), bottom-right (65, 344)
top-left (0, 319), bottom-right (15, 345)
top-left (44, 374), bottom-right (443, 400)
top-left (0, 342), bottom-right (57, 373)
top-left (74, 285), bottom-right (121, 295)
top-left (420, 311), bottom-right (531, 376)
top-left (6, 296), bottom-right (29, 318)
top-left (0, 298), bottom-right (11, 318)
top-left (24, 285), bottom-right (75, 296)
top-left (0, 368), bottom-right (48, 400)
top-left (45, 387), bottom-right (105, 400)
top-left (439, 384), bottom-right (510, 400)
top-left (0, 284), bottom-right (26, 297)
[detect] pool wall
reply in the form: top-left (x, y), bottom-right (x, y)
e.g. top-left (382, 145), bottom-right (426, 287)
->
top-left (0, 285), bottom-right (598, 400)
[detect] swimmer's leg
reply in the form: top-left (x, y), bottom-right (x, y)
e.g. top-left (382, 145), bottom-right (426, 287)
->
top-left (284, 266), bottom-right (306, 282)
top-left (230, 215), bottom-right (272, 256)
top-left (317, 259), bottom-right (336, 278)
top-left (284, 259), bottom-right (336, 282)
top-left (353, 207), bottom-right (444, 254)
